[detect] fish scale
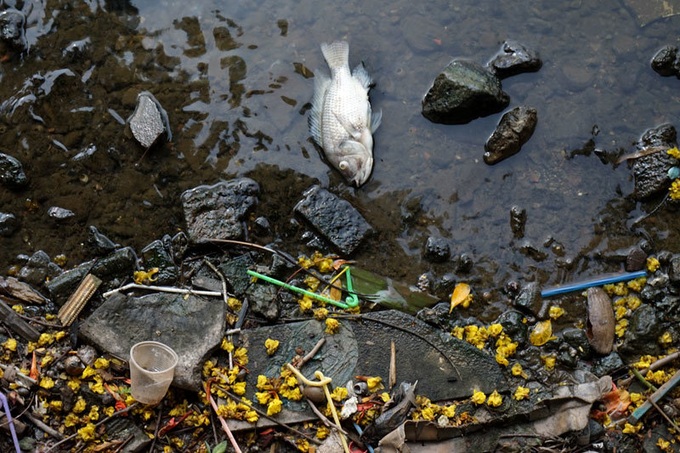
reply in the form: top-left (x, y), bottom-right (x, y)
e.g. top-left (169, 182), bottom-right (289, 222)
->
top-left (309, 40), bottom-right (381, 187)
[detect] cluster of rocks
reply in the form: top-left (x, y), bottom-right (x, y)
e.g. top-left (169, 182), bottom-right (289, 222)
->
top-left (421, 40), bottom-right (541, 165)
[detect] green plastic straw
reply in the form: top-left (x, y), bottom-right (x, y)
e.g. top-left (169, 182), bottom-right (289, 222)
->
top-left (540, 270), bottom-right (647, 298)
top-left (246, 268), bottom-right (359, 309)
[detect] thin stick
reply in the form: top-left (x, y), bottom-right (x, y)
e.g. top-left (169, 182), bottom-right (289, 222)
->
top-left (149, 407), bottom-right (162, 452)
top-left (207, 392), bottom-right (242, 453)
top-left (298, 338), bottom-right (325, 368)
top-left (26, 413), bottom-right (63, 439)
top-left (648, 395), bottom-right (680, 432)
top-left (389, 340), bottom-right (397, 390)
top-left (305, 397), bottom-right (348, 435)
top-left (103, 283), bottom-right (222, 298)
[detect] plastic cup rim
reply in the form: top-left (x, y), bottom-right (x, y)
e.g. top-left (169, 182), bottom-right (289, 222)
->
top-left (130, 340), bottom-right (178, 375)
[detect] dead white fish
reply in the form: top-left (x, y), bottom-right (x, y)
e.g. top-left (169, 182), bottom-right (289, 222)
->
top-left (586, 287), bottom-right (615, 354)
top-left (309, 40), bottom-right (382, 186)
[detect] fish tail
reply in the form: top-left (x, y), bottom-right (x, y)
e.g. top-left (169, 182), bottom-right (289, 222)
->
top-left (321, 41), bottom-right (349, 70)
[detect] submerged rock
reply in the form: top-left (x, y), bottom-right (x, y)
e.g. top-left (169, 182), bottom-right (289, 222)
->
top-left (294, 185), bottom-right (373, 255)
top-left (181, 178), bottom-right (260, 243)
top-left (0, 212), bottom-right (18, 237)
top-left (422, 59), bottom-right (510, 124)
top-left (424, 236), bottom-right (450, 263)
top-left (0, 152), bottom-right (28, 189)
top-left (484, 106), bottom-right (537, 165)
top-left (128, 91), bottom-right (172, 148)
top-left (651, 45), bottom-right (680, 77)
top-left (487, 40), bottom-right (542, 79)
top-left (0, 9), bottom-right (27, 52)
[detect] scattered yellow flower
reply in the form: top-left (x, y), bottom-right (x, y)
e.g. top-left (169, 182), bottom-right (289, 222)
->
top-left (667, 146), bottom-right (680, 159)
top-left (330, 386), bottom-right (348, 402)
top-left (486, 390), bottom-right (502, 407)
top-left (133, 268), bottom-right (158, 284)
top-left (514, 386), bottom-right (530, 400)
top-left (670, 179), bottom-right (680, 201)
top-left (615, 319), bottom-right (629, 338)
top-left (267, 397), bottom-right (282, 416)
top-left (325, 318), bottom-right (340, 334)
top-left (3, 338), bottom-right (17, 352)
top-left (73, 398), bottom-right (87, 414)
top-left (313, 307), bottom-right (329, 320)
top-left (548, 306), bottom-right (565, 319)
top-left (233, 347), bottom-right (248, 366)
top-left (298, 295), bottom-right (313, 312)
top-left (39, 377), bottom-right (55, 389)
top-left (37, 333), bottom-right (53, 347)
top-left (94, 357), bottom-right (110, 369)
top-left (471, 390), bottom-right (486, 405)
top-left (227, 297), bottom-right (242, 312)
top-left (77, 423), bottom-right (96, 441)
top-left (316, 425), bottom-right (330, 440)
top-left (622, 422), bottom-right (643, 434)
top-left (657, 437), bottom-right (672, 451)
top-left (541, 355), bottom-right (556, 371)
top-left (487, 323), bottom-right (503, 337)
top-left (659, 331), bottom-right (673, 346)
top-left (367, 376), bottom-right (383, 392)
top-left (264, 338), bottom-right (280, 356)
top-left (626, 278), bottom-right (646, 293)
top-left (646, 257), bottom-right (660, 273)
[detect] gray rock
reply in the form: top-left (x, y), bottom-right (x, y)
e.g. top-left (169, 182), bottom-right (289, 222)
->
top-left (17, 251), bottom-right (61, 287)
top-left (632, 123), bottom-right (678, 200)
top-left (484, 106), bottom-right (538, 165)
top-left (591, 352), bottom-right (624, 377)
top-left (128, 91), bottom-right (171, 148)
top-left (621, 304), bottom-right (662, 356)
top-left (487, 40), bottom-right (542, 79)
top-left (651, 45), bottom-right (678, 77)
top-left (89, 247), bottom-right (137, 281)
top-left (510, 205), bottom-right (527, 239)
top-left (181, 178), bottom-right (260, 243)
top-left (140, 239), bottom-right (177, 286)
top-left (294, 185), bottom-right (373, 255)
top-left (424, 236), bottom-right (450, 263)
top-left (669, 255), bottom-right (680, 285)
top-left (513, 282), bottom-right (543, 318)
top-left (79, 291), bottom-right (226, 391)
top-left (245, 281), bottom-right (280, 321)
top-left (0, 152), bottom-right (28, 189)
top-left (46, 261), bottom-right (94, 305)
top-left (0, 9), bottom-right (27, 52)
top-left (422, 59), bottom-right (510, 124)
top-left (47, 206), bottom-right (75, 221)
top-left (88, 225), bottom-right (119, 254)
top-left (0, 212), bottom-right (18, 237)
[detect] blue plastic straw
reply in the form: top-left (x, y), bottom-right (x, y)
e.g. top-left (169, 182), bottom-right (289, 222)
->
top-left (0, 390), bottom-right (21, 453)
top-left (540, 270), bottom-right (647, 298)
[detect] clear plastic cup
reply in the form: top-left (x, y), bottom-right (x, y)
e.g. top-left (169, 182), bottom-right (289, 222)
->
top-left (129, 341), bottom-right (178, 405)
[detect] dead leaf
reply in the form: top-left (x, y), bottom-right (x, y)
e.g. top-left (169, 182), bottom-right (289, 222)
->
top-left (449, 283), bottom-right (470, 313)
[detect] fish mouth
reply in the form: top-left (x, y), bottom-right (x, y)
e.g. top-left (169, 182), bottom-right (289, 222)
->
top-left (352, 157), bottom-right (374, 186)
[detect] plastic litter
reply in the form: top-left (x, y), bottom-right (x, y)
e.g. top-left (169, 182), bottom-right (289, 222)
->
top-left (540, 270), bottom-right (647, 298)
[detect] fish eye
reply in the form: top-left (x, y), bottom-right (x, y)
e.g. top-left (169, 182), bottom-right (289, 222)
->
top-left (339, 161), bottom-right (349, 170)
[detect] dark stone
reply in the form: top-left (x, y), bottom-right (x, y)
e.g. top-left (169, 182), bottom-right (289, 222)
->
top-left (455, 253), bottom-right (474, 273)
top-left (513, 282), bottom-right (542, 317)
top-left (90, 247), bottom-right (138, 282)
top-left (217, 254), bottom-right (256, 296)
top-left (562, 328), bottom-right (592, 355)
top-left (79, 291), bottom-right (226, 390)
top-left (591, 352), bottom-right (624, 377)
top-left (0, 212), bottom-right (18, 237)
top-left (294, 185), bottom-right (373, 255)
top-left (181, 178), bottom-right (260, 243)
top-left (422, 59), bottom-right (510, 124)
top-left (46, 261), bottom-right (94, 305)
top-left (625, 246), bottom-right (647, 272)
top-left (88, 226), bottom-right (119, 254)
top-left (424, 236), bottom-right (450, 263)
top-left (0, 152), bottom-right (28, 189)
top-left (495, 309), bottom-right (528, 342)
top-left (621, 304), bottom-right (662, 356)
top-left (127, 91), bottom-right (171, 148)
top-left (670, 255), bottom-right (680, 285)
top-left (487, 40), bottom-right (542, 79)
top-left (510, 205), bottom-right (527, 239)
top-left (651, 45), bottom-right (678, 77)
top-left (47, 206), bottom-right (75, 222)
top-left (0, 9), bottom-right (27, 52)
top-left (632, 123), bottom-right (678, 200)
top-left (140, 239), bottom-right (178, 286)
top-left (17, 251), bottom-right (61, 287)
top-left (245, 281), bottom-right (280, 321)
top-left (484, 106), bottom-right (538, 165)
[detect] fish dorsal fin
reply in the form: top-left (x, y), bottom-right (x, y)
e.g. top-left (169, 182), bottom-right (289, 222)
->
top-left (352, 63), bottom-right (373, 89)
top-left (370, 109), bottom-right (382, 133)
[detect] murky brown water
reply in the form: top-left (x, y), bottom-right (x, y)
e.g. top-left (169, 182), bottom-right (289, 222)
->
top-left (2, 0), bottom-right (680, 311)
